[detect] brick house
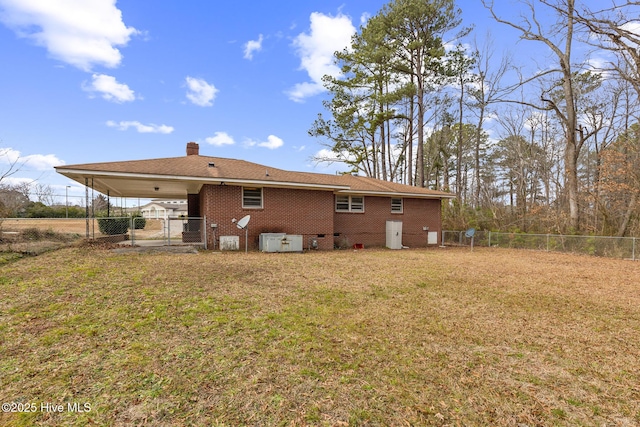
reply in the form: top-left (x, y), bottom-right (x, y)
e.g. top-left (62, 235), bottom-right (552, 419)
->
top-left (56, 142), bottom-right (453, 250)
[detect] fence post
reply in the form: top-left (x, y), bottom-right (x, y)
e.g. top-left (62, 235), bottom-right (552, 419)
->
top-left (168, 219), bottom-right (171, 246)
top-left (131, 217), bottom-right (135, 246)
top-left (203, 216), bottom-right (207, 250)
top-left (633, 237), bottom-right (636, 261)
top-left (488, 231), bottom-right (491, 247)
top-left (547, 234), bottom-right (550, 252)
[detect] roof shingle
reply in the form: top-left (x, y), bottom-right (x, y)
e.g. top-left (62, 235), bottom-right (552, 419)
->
top-left (56, 154), bottom-right (453, 198)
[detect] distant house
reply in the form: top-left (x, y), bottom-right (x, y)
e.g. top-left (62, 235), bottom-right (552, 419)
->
top-left (140, 200), bottom-right (187, 219)
top-left (55, 142), bottom-right (453, 250)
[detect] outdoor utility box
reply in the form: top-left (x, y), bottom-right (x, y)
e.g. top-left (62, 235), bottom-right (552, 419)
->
top-left (259, 233), bottom-right (286, 251)
top-left (260, 233), bottom-right (303, 252)
top-left (428, 231), bottom-right (438, 245)
top-left (386, 220), bottom-right (403, 249)
top-left (281, 235), bottom-right (303, 252)
top-left (220, 236), bottom-right (239, 251)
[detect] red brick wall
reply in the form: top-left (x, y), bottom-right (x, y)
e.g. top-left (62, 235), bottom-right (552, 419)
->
top-left (333, 196), bottom-right (442, 248)
top-left (198, 185), bottom-right (442, 250)
top-left (199, 185), bottom-right (335, 250)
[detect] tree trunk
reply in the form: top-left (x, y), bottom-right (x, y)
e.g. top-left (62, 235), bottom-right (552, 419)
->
top-left (475, 105), bottom-right (484, 207)
top-left (456, 82), bottom-right (464, 200)
top-left (407, 74), bottom-right (415, 186)
top-left (417, 84), bottom-right (425, 187)
top-left (617, 191), bottom-right (637, 237)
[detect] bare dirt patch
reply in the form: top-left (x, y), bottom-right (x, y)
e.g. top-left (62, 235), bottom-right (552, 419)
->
top-left (0, 247), bottom-right (638, 426)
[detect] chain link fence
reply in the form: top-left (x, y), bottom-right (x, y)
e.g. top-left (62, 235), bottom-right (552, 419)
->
top-left (1, 216), bottom-right (207, 254)
top-left (4, 217), bottom-right (636, 259)
top-left (442, 230), bottom-right (638, 260)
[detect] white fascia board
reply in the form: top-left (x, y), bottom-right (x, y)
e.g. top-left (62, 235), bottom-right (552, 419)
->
top-left (56, 169), bottom-right (350, 191)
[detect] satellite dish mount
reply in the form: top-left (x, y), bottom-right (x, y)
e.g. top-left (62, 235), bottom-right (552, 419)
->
top-left (232, 215), bottom-right (251, 253)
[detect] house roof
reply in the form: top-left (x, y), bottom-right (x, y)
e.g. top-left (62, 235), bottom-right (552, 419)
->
top-left (55, 152), bottom-right (454, 200)
top-left (140, 201), bottom-right (188, 211)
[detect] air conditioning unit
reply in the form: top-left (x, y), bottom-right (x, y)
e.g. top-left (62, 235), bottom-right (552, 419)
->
top-left (259, 233), bottom-right (286, 251)
top-left (281, 235), bottom-right (303, 252)
top-left (260, 233), bottom-right (303, 252)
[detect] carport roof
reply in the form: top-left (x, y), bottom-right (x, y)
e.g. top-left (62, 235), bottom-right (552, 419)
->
top-left (55, 152), bottom-right (454, 200)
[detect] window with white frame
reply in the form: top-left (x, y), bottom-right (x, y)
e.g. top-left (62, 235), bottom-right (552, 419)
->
top-left (242, 187), bottom-right (263, 208)
top-left (336, 195), bottom-right (350, 211)
top-left (335, 195), bottom-right (364, 212)
top-left (391, 198), bottom-right (403, 213)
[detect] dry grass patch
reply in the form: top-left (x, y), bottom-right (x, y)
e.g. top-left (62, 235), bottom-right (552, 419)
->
top-left (0, 218), bottom-right (163, 237)
top-left (0, 247), bottom-right (638, 426)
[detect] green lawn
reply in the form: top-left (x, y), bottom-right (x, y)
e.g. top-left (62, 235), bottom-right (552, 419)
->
top-left (0, 246), bottom-right (639, 426)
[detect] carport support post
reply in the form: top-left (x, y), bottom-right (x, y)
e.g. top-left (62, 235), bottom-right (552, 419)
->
top-left (85, 178), bottom-right (89, 239)
top-left (91, 179), bottom-right (95, 239)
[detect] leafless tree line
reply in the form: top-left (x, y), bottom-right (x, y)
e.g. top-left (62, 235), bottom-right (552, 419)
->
top-left (312, 0), bottom-right (640, 235)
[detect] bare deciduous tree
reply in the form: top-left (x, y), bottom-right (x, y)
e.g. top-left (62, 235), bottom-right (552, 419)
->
top-left (483, 0), bottom-right (595, 231)
top-left (0, 145), bottom-right (24, 187)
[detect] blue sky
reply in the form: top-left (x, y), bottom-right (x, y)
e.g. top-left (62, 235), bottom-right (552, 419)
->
top-left (0, 0), bottom-right (532, 206)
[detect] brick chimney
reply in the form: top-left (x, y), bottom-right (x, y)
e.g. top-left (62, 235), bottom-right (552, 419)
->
top-left (186, 142), bottom-right (199, 156)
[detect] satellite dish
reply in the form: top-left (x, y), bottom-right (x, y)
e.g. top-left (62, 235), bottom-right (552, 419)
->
top-left (231, 215), bottom-right (251, 253)
top-left (236, 215), bottom-right (251, 229)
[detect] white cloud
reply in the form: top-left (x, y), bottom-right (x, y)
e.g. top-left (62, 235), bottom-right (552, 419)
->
top-left (244, 135), bottom-right (284, 150)
top-left (313, 148), bottom-right (355, 163)
top-left (0, 146), bottom-right (20, 164)
top-left (243, 34), bottom-right (263, 60)
top-left (0, 176), bottom-right (32, 187)
top-left (185, 76), bottom-right (218, 107)
top-left (22, 153), bottom-right (65, 170)
top-left (0, 0), bottom-right (138, 71)
top-left (287, 12), bottom-right (356, 102)
top-left (258, 135), bottom-right (284, 149)
top-left (106, 120), bottom-right (174, 134)
top-left (84, 73), bottom-right (136, 103)
top-left (205, 131), bottom-right (235, 146)
top-left (0, 147), bottom-right (63, 170)
top-left (620, 21), bottom-right (640, 41)
top-left (308, 148), bottom-right (355, 174)
top-left (286, 81), bottom-right (325, 103)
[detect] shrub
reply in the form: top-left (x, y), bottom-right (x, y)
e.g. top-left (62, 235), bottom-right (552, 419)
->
top-left (18, 228), bottom-right (75, 242)
top-left (131, 213), bottom-right (146, 230)
top-left (97, 217), bottom-right (130, 235)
